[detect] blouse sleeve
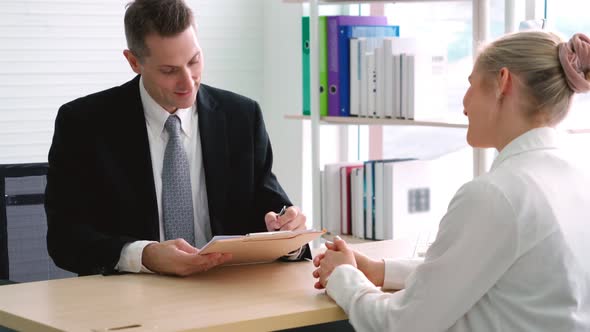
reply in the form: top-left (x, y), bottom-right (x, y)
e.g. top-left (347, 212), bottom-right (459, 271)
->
top-left (325, 179), bottom-right (519, 332)
top-left (382, 258), bottom-right (423, 290)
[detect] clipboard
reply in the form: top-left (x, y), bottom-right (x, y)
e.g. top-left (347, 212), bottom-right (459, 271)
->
top-left (199, 229), bottom-right (325, 265)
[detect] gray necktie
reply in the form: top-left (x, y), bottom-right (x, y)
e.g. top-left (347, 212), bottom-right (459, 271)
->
top-left (162, 115), bottom-right (195, 245)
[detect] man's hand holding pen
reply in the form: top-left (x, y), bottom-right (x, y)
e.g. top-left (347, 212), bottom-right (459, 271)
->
top-left (264, 205), bottom-right (307, 232)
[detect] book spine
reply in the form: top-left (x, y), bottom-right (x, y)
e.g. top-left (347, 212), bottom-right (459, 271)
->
top-left (359, 39), bottom-right (369, 117)
top-left (349, 38), bottom-right (361, 117)
top-left (327, 16), bottom-right (340, 116)
top-left (302, 17), bottom-right (310, 116)
top-left (319, 17), bottom-right (328, 116)
top-left (383, 39), bottom-right (394, 118)
top-left (338, 26), bottom-right (352, 116)
top-left (375, 46), bottom-right (385, 118)
top-left (367, 53), bottom-right (376, 118)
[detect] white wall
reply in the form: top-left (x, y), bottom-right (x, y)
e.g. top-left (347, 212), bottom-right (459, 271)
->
top-left (191, 0), bottom-right (264, 102)
top-left (0, 0), bottom-right (304, 206)
top-left (261, 1), bottom-right (304, 207)
top-left (0, 0), bottom-right (131, 163)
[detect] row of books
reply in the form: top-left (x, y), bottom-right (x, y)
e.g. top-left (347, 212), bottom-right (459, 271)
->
top-left (302, 15), bottom-right (431, 119)
top-left (320, 158), bottom-right (463, 241)
top-left (353, 38), bottom-right (426, 119)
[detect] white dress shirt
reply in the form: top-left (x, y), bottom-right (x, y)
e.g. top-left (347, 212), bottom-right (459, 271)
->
top-left (327, 127), bottom-right (590, 332)
top-left (115, 77), bottom-right (212, 273)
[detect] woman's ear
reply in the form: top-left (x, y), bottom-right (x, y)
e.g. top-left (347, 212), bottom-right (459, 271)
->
top-left (496, 67), bottom-right (512, 99)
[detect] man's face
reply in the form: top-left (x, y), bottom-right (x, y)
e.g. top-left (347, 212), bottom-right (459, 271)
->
top-left (126, 26), bottom-right (203, 113)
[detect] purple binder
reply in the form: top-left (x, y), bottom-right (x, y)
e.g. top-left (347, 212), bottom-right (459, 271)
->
top-left (326, 16), bottom-right (388, 116)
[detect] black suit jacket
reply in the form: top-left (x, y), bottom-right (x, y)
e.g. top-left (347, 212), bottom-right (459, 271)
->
top-left (45, 76), bottom-right (308, 276)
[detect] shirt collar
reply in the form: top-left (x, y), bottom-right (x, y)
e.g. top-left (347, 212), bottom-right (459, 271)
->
top-left (491, 127), bottom-right (560, 171)
top-left (140, 76), bottom-right (194, 138)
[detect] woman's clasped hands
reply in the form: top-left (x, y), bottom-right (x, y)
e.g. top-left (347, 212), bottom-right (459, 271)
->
top-left (312, 236), bottom-right (385, 289)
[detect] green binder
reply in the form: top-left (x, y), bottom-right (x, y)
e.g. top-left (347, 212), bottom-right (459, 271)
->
top-left (302, 17), bottom-right (310, 115)
top-left (302, 16), bottom-right (328, 116)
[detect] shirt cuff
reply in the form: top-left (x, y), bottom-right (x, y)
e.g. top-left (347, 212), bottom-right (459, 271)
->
top-left (282, 246), bottom-right (304, 261)
top-left (382, 258), bottom-right (423, 290)
top-left (115, 240), bottom-right (158, 273)
top-left (325, 264), bottom-right (378, 314)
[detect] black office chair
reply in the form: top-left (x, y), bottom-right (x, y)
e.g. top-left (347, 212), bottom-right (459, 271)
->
top-left (0, 163), bottom-right (75, 283)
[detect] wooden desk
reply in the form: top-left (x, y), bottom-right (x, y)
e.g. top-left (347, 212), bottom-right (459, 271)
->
top-left (0, 239), bottom-right (413, 332)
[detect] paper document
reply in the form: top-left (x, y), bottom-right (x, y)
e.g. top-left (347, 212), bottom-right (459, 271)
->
top-left (199, 229), bottom-right (325, 265)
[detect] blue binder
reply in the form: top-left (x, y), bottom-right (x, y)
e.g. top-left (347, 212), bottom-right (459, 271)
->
top-left (339, 25), bottom-right (400, 116)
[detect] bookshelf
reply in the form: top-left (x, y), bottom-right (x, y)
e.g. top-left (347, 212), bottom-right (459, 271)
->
top-left (285, 115), bottom-right (468, 128)
top-left (284, 0), bottom-right (470, 3)
top-left (286, 0), bottom-right (490, 234)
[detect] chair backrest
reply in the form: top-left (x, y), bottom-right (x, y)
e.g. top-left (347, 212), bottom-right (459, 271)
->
top-left (0, 163), bottom-right (75, 282)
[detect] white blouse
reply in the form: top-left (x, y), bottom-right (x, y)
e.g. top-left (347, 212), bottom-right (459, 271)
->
top-left (326, 127), bottom-right (590, 332)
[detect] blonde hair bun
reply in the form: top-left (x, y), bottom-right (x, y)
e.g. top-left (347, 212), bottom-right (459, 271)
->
top-left (558, 33), bottom-right (590, 93)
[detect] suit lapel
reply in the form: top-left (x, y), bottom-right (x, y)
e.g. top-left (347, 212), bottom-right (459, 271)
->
top-left (197, 85), bottom-right (229, 235)
top-left (114, 76), bottom-right (160, 239)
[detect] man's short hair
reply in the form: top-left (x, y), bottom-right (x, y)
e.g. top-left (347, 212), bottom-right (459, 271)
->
top-left (124, 0), bottom-right (194, 60)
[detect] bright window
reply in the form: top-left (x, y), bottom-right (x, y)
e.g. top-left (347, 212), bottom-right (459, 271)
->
top-left (546, 0), bottom-right (590, 160)
top-left (546, 0), bottom-right (590, 130)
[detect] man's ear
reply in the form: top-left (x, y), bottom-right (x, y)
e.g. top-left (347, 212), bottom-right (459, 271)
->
top-left (123, 49), bottom-right (142, 75)
top-left (496, 67), bottom-right (512, 99)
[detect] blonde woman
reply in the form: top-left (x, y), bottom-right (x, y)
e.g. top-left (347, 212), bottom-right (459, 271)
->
top-left (312, 31), bottom-right (590, 332)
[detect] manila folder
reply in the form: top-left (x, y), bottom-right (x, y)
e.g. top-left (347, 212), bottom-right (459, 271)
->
top-left (199, 229), bottom-right (325, 265)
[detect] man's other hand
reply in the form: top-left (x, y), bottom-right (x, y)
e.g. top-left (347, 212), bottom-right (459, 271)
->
top-left (142, 239), bottom-right (232, 276)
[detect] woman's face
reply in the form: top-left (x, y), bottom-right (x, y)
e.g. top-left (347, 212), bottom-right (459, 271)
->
top-left (462, 66), bottom-right (499, 148)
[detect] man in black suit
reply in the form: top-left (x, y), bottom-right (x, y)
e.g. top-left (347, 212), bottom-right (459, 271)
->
top-left (45, 0), bottom-right (308, 277)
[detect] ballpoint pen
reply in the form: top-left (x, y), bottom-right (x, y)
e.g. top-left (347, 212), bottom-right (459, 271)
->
top-left (278, 205), bottom-right (288, 217)
top-left (275, 205), bottom-right (288, 231)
